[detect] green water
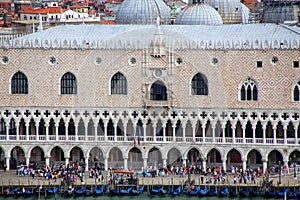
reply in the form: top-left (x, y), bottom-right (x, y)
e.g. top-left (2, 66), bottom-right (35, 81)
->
top-left (0, 194), bottom-right (278, 200)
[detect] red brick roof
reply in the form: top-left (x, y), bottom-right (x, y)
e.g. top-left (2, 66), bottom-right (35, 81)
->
top-left (20, 7), bottom-right (67, 14)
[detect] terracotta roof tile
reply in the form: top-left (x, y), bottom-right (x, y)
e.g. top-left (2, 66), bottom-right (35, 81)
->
top-left (20, 7), bottom-right (67, 14)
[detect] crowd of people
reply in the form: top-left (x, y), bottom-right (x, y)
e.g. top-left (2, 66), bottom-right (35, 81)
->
top-left (138, 164), bottom-right (264, 185)
top-left (4, 160), bottom-right (292, 188)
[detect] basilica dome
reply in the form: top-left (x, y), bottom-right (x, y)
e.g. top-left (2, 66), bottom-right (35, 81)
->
top-left (205, 0), bottom-right (243, 23)
top-left (175, 3), bottom-right (223, 25)
top-left (240, 3), bottom-right (250, 23)
top-left (115, 0), bottom-right (171, 25)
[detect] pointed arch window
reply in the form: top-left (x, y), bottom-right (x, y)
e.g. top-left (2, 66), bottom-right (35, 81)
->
top-left (191, 73), bottom-right (208, 95)
top-left (61, 72), bottom-right (77, 94)
top-left (240, 77), bottom-right (258, 101)
top-left (111, 72), bottom-right (127, 95)
top-left (293, 81), bottom-right (300, 101)
top-left (150, 80), bottom-right (167, 101)
top-left (11, 71), bottom-right (28, 94)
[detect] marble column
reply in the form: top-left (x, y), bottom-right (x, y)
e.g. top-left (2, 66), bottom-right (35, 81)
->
top-left (104, 156), bottom-right (108, 171)
top-left (5, 157), bottom-right (10, 170)
top-left (45, 157), bottom-right (50, 167)
top-left (152, 124), bottom-right (157, 142)
top-left (263, 159), bottom-right (268, 174)
top-left (242, 158), bottom-right (247, 171)
top-left (143, 157), bottom-right (148, 169)
top-left (163, 159), bottom-right (167, 168)
top-left (85, 157), bottom-right (89, 171)
top-left (222, 158), bottom-right (227, 172)
top-left (123, 157), bottom-right (128, 170)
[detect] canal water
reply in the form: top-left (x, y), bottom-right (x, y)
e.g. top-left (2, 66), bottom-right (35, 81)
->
top-left (0, 194), bottom-right (278, 200)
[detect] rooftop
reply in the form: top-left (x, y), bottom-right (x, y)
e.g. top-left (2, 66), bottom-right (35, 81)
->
top-left (4, 23), bottom-right (300, 50)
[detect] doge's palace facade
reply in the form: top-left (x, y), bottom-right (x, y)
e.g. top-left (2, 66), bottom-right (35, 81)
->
top-left (0, 23), bottom-right (299, 172)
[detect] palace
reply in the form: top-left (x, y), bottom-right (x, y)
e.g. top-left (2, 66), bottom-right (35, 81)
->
top-left (0, 0), bottom-right (300, 173)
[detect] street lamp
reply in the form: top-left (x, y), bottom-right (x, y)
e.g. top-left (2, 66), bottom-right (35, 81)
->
top-left (278, 161), bottom-right (282, 185)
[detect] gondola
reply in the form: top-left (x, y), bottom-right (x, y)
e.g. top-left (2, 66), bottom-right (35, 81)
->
top-left (14, 188), bottom-right (23, 198)
top-left (119, 187), bottom-right (132, 196)
top-left (64, 185), bottom-right (75, 197)
top-left (207, 188), bottom-right (217, 197)
top-left (265, 189), bottom-right (276, 198)
top-left (219, 187), bottom-right (229, 197)
top-left (275, 188), bottom-right (289, 199)
top-left (198, 186), bottom-right (208, 197)
top-left (187, 186), bottom-right (200, 196)
top-left (94, 185), bottom-right (105, 196)
top-left (74, 185), bottom-right (86, 197)
top-left (249, 188), bottom-right (259, 197)
top-left (239, 188), bottom-right (249, 197)
top-left (129, 186), bottom-right (144, 196)
top-left (46, 187), bottom-right (59, 196)
top-left (287, 189), bottom-right (298, 199)
top-left (149, 187), bottom-right (167, 196)
top-left (229, 187), bottom-right (238, 197)
top-left (84, 185), bottom-right (96, 196)
top-left (170, 186), bottom-right (181, 196)
top-left (23, 188), bottom-right (34, 197)
top-left (3, 188), bottom-right (18, 197)
top-left (33, 186), bottom-right (45, 197)
top-left (110, 188), bottom-right (120, 196)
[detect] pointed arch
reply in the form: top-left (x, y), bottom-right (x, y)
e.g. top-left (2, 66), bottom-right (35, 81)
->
top-left (293, 80), bottom-right (300, 101)
top-left (187, 148), bottom-right (202, 164)
top-left (147, 147), bottom-right (163, 167)
top-left (50, 146), bottom-right (65, 165)
top-left (191, 72), bottom-right (208, 95)
top-left (10, 146), bottom-right (25, 169)
top-left (289, 150), bottom-right (300, 165)
top-left (267, 149), bottom-right (283, 166)
top-left (128, 147), bottom-right (143, 169)
top-left (167, 147), bottom-right (182, 166)
top-left (111, 72), bottom-right (127, 95)
top-left (150, 80), bottom-right (167, 101)
top-left (61, 72), bottom-right (77, 94)
top-left (247, 149), bottom-right (262, 167)
top-left (108, 147), bottom-right (123, 169)
top-left (11, 71), bottom-right (28, 94)
top-left (89, 147), bottom-right (105, 169)
top-left (29, 146), bottom-right (45, 164)
top-left (206, 148), bottom-right (222, 165)
top-left (240, 77), bottom-right (258, 101)
top-left (69, 146), bottom-right (84, 163)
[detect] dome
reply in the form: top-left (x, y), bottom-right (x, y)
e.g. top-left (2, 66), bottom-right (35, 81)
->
top-left (240, 3), bottom-right (251, 23)
top-left (262, 3), bottom-right (300, 23)
top-left (205, 0), bottom-right (243, 24)
top-left (175, 3), bottom-right (223, 25)
top-left (115, 0), bottom-right (171, 25)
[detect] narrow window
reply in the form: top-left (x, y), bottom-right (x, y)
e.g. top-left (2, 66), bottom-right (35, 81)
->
top-left (293, 81), bottom-right (300, 101)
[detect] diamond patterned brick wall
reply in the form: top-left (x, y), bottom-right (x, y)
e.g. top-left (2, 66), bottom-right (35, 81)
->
top-left (0, 48), bottom-right (299, 110)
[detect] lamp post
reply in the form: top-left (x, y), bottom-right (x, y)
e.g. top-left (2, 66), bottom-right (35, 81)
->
top-left (278, 161), bottom-right (282, 185)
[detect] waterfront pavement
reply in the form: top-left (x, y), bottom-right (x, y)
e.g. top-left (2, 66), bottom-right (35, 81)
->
top-left (0, 170), bottom-right (299, 188)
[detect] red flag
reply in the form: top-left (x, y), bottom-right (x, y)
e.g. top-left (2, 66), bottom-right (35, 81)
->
top-left (134, 138), bottom-right (136, 147)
